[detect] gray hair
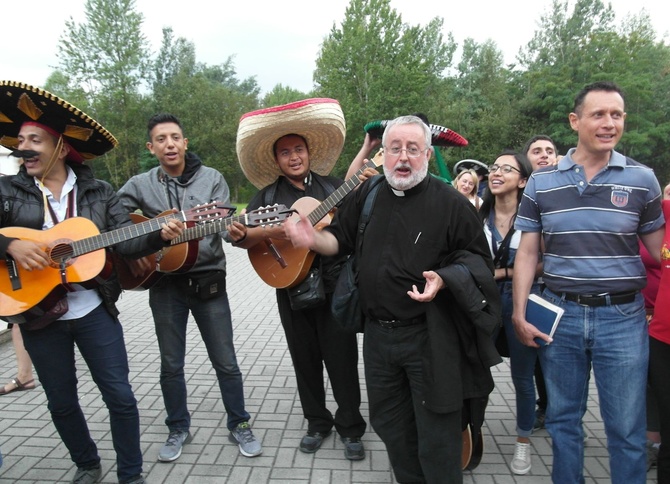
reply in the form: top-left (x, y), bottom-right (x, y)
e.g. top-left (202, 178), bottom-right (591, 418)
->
top-left (382, 115), bottom-right (432, 149)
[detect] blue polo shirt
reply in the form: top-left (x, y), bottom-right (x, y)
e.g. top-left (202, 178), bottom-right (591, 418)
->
top-left (515, 148), bottom-right (664, 294)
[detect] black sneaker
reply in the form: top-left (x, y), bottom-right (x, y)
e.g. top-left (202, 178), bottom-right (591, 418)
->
top-left (299, 430), bottom-right (331, 453)
top-left (71, 464), bottom-right (102, 484)
top-left (341, 436), bottom-right (365, 460)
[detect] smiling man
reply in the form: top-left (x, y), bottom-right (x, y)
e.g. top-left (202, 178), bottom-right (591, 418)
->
top-left (234, 99), bottom-right (369, 461)
top-left (523, 135), bottom-right (558, 171)
top-left (117, 113), bottom-right (262, 463)
top-left (512, 81), bottom-right (665, 484)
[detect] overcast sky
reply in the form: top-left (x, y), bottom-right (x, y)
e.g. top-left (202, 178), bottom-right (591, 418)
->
top-left (2, 0), bottom-right (668, 95)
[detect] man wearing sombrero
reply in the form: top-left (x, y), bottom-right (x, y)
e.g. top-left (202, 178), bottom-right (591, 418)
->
top-left (0, 81), bottom-right (184, 484)
top-left (233, 99), bottom-right (368, 460)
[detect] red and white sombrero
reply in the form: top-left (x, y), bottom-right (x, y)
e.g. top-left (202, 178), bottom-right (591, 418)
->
top-left (236, 98), bottom-right (346, 189)
top-left (364, 119), bottom-right (468, 147)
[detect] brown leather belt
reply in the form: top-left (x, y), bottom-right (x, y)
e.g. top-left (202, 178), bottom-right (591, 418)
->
top-left (373, 316), bottom-right (426, 329)
top-left (562, 291), bottom-right (637, 307)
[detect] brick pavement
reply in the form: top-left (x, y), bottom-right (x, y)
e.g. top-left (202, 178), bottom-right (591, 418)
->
top-left (0, 245), bottom-right (658, 483)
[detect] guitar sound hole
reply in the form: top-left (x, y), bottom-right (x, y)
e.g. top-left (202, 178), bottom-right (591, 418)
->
top-left (49, 242), bottom-right (75, 267)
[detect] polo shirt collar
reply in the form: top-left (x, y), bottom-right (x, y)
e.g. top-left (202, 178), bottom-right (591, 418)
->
top-left (559, 148), bottom-right (625, 171)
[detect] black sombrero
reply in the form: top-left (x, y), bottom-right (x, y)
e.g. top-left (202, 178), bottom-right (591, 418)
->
top-left (0, 81), bottom-right (118, 162)
top-left (364, 119), bottom-right (468, 147)
top-left (453, 159), bottom-right (488, 177)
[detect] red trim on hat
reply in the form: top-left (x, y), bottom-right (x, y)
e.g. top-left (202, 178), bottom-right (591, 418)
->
top-left (239, 98), bottom-right (339, 121)
top-left (22, 121), bottom-right (85, 163)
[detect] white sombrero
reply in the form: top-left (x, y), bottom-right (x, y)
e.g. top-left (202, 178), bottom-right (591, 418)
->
top-left (236, 98), bottom-right (346, 189)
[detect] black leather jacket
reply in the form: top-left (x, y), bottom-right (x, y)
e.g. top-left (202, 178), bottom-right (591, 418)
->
top-left (0, 163), bottom-right (166, 320)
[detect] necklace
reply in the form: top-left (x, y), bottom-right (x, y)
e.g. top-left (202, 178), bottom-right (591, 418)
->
top-left (495, 213), bottom-right (514, 230)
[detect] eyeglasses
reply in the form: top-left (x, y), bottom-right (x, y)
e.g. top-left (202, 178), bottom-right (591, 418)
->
top-left (489, 164), bottom-right (521, 174)
top-left (384, 146), bottom-right (428, 158)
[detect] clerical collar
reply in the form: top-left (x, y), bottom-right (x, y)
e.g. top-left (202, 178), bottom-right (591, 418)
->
top-left (389, 176), bottom-right (429, 197)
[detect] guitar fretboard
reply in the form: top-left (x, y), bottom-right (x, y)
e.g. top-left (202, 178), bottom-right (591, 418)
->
top-left (306, 158), bottom-right (377, 226)
top-left (69, 212), bottom-right (188, 258)
top-left (170, 216), bottom-right (236, 245)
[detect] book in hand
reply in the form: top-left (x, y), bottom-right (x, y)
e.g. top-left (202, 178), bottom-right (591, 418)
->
top-left (526, 293), bottom-right (564, 346)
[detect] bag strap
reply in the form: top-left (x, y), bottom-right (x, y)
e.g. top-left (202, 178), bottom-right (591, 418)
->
top-left (263, 179), bottom-right (280, 206)
top-left (494, 226), bottom-right (516, 268)
top-left (355, 175), bottom-right (384, 258)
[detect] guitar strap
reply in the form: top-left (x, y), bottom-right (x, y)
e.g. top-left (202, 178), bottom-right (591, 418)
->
top-left (44, 189), bottom-right (76, 291)
top-left (263, 174), bottom-right (336, 206)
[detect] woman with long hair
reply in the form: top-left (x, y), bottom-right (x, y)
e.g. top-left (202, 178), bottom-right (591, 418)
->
top-left (453, 168), bottom-right (483, 209)
top-left (480, 150), bottom-right (540, 475)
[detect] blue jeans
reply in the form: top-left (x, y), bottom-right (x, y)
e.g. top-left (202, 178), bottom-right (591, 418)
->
top-left (500, 281), bottom-right (540, 437)
top-left (540, 288), bottom-right (648, 484)
top-left (21, 305), bottom-right (142, 482)
top-left (149, 276), bottom-right (250, 432)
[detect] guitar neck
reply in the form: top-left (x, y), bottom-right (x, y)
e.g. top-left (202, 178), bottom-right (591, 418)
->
top-left (71, 211), bottom-right (189, 257)
top-left (306, 158), bottom-right (377, 226)
top-left (170, 215), bottom-right (240, 245)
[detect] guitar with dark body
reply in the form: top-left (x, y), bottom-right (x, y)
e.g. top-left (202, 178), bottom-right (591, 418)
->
top-left (114, 204), bottom-right (293, 290)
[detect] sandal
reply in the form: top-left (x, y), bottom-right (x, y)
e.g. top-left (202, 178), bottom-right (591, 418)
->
top-left (0, 377), bottom-right (36, 395)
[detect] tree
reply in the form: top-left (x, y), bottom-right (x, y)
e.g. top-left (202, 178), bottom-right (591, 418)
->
top-left (262, 84), bottom-right (309, 108)
top-left (55, 0), bottom-right (153, 187)
top-left (150, 32), bottom-right (262, 201)
top-left (435, 39), bottom-right (524, 167)
top-left (515, 0), bottom-right (670, 175)
top-left (314, 0), bottom-right (456, 175)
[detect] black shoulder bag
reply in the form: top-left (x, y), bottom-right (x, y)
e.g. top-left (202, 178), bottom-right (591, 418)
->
top-left (491, 222), bottom-right (515, 357)
top-left (330, 176), bottom-right (383, 333)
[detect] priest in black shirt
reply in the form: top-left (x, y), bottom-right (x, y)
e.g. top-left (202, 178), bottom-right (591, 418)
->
top-left (286, 115), bottom-right (501, 483)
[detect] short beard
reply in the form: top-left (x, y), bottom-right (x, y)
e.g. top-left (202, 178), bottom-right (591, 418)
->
top-left (383, 160), bottom-right (428, 191)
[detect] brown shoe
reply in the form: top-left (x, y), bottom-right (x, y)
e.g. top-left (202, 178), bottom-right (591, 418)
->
top-left (0, 377), bottom-right (37, 395)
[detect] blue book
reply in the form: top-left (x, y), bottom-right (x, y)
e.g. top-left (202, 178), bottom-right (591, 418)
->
top-left (526, 294), bottom-right (564, 346)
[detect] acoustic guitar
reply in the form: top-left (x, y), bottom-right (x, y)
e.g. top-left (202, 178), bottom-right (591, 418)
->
top-left (0, 202), bottom-right (228, 318)
top-left (249, 152), bottom-right (384, 289)
top-left (115, 204), bottom-right (294, 290)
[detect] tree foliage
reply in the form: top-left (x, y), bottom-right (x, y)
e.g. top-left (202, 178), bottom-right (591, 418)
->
top-left (55, 0), bottom-right (152, 186)
top-left (42, 0), bottom-right (670, 197)
top-left (314, 0), bottom-right (456, 175)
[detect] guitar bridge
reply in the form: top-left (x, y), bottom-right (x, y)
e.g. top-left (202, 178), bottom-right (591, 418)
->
top-left (266, 240), bottom-right (287, 268)
top-left (6, 257), bottom-right (22, 291)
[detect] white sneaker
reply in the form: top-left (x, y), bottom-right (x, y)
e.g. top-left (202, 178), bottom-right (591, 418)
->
top-left (510, 441), bottom-right (532, 475)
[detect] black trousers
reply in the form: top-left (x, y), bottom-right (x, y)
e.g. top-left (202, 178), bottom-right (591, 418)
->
top-left (648, 335), bottom-right (670, 484)
top-left (364, 321), bottom-right (462, 484)
top-left (276, 290), bottom-right (366, 437)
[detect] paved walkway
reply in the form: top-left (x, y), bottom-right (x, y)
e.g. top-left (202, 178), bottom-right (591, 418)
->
top-left (0, 245), bottom-right (658, 483)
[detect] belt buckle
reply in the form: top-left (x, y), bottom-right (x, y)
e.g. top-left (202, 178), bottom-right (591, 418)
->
top-left (378, 319), bottom-right (396, 329)
top-left (577, 293), bottom-right (605, 306)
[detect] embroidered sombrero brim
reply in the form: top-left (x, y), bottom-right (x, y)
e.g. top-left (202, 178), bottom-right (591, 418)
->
top-left (364, 119), bottom-right (468, 147)
top-left (0, 81), bottom-right (117, 163)
top-left (453, 159), bottom-right (488, 176)
top-left (237, 98), bottom-right (346, 189)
